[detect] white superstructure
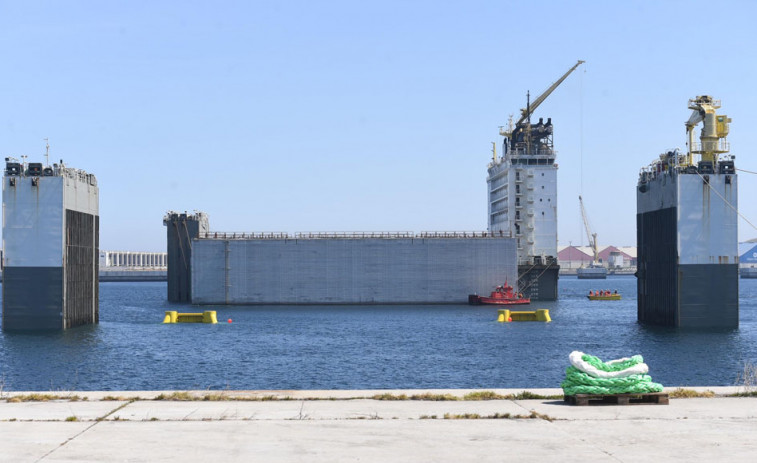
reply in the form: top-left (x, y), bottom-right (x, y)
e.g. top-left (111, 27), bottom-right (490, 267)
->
top-left (485, 61), bottom-right (582, 300)
top-left (487, 141), bottom-right (558, 264)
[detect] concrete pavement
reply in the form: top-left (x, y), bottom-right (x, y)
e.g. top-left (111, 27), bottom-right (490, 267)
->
top-left (1, 387), bottom-right (755, 462)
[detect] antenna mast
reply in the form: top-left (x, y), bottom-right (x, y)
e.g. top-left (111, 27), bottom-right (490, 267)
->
top-left (44, 138), bottom-right (50, 166)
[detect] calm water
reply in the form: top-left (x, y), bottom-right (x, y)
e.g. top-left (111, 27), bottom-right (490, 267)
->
top-left (0, 277), bottom-right (756, 391)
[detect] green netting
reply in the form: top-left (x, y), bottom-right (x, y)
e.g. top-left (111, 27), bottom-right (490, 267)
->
top-left (562, 353), bottom-right (664, 395)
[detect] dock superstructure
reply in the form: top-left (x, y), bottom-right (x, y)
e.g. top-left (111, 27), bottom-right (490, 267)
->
top-left (636, 96), bottom-right (738, 327)
top-left (487, 61), bottom-right (583, 300)
top-left (2, 157), bottom-right (99, 331)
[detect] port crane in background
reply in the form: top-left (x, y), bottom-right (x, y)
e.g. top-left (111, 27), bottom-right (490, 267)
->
top-left (579, 195), bottom-right (600, 266)
top-left (500, 60), bottom-right (584, 154)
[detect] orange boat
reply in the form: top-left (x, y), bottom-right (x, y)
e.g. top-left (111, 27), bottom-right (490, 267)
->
top-left (587, 290), bottom-right (621, 301)
top-left (468, 281), bottom-right (530, 305)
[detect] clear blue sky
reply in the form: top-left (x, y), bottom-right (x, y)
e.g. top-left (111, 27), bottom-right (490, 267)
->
top-left (3, 0), bottom-right (757, 252)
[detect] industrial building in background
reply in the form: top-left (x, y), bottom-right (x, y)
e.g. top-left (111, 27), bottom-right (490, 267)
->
top-left (166, 212), bottom-right (517, 305)
top-left (557, 245), bottom-right (636, 274)
top-left (487, 60), bottom-right (584, 300)
top-left (2, 155), bottom-right (99, 331)
top-left (98, 250), bottom-right (167, 281)
top-left (637, 96), bottom-right (738, 328)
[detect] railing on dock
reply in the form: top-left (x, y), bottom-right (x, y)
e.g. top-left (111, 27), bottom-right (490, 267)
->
top-left (199, 231), bottom-right (512, 240)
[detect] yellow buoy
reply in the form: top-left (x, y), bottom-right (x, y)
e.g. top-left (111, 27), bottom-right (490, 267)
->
top-left (497, 309), bottom-right (551, 322)
top-left (163, 310), bottom-right (218, 324)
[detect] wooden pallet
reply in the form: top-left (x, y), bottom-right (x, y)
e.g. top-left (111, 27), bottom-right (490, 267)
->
top-left (564, 393), bottom-right (669, 406)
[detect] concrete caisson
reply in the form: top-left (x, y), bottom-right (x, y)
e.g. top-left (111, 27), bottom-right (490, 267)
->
top-left (637, 169), bottom-right (738, 327)
top-left (190, 235), bottom-right (517, 305)
top-left (2, 160), bottom-right (99, 331)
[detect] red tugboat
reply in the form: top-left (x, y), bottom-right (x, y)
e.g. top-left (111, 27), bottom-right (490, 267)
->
top-left (468, 281), bottom-right (531, 305)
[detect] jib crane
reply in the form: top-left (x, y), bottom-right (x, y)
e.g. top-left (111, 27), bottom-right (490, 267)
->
top-left (684, 95), bottom-right (731, 166)
top-left (579, 195), bottom-right (599, 266)
top-left (500, 60), bottom-right (584, 153)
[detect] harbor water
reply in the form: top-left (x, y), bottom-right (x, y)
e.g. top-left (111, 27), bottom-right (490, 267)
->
top-left (0, 276), bottom-right (756, 391)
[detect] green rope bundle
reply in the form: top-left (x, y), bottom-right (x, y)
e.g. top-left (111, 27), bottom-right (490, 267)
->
top-left (580, 353), bottom-right (644, 372)
top-left (561, 352), bottom-right (664, 395)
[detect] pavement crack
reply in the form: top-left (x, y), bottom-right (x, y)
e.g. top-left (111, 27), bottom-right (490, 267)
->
top-left (35, 400), bottom-right (135, 462)
top-left (98, 400), bottom-right (135, 421)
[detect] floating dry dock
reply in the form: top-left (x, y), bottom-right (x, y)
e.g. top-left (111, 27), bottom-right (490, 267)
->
top-left (165, 213), bottom-right (519, 305)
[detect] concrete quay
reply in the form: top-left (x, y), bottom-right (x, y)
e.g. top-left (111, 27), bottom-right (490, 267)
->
top-left (1, 387), bottom-right (756, 462)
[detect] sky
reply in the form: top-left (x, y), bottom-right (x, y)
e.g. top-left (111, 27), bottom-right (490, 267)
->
top-left (2, 0), bottom-right (757, 252)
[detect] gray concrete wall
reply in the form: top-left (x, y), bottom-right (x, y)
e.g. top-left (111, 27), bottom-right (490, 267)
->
top-left (191, 238), bottom-right (516, 304)
top-left (164, 212), bottom-right (209, 302)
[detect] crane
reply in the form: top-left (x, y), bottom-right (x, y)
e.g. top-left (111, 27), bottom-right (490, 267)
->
top-left (500, 60), bottom-right (585, 153)
top-left (579, 195), bottom-right (599, 266)
top-left (684, 95), bottom-right (731, 166)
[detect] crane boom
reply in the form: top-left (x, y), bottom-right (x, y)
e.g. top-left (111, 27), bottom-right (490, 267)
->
top-left (579, 195), bottom-right (598, 264)
top-left (515, 60), bottom-right (585, 128)
top-left (501, 60), bottom-right (585, 154)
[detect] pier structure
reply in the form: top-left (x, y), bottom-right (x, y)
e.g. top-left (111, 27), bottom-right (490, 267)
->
top-left (2, 158), bottom-right (99, 331)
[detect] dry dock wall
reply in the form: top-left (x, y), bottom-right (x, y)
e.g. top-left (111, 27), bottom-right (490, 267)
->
top-left (191, 237), bottom-right (517, 304)
top-left (2, 164), bottom-right (99, 331)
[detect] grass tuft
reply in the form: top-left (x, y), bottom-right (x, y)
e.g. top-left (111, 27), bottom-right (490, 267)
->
top-left (154, 392), bottom-right (195, 401)
top-left (735, 360), bottom-right (757, 394)
top-left (444, 413), bottom-right (481, 419)
top-left (370, 391), bottom-right (561, 401)
top-left (463, 391), bottom-right (506, 400)
top-left (669, 388), bottom-right (715, 398)
top-left (152, 392), bottom-right (290, 402)
top-left (409, 393), bottom-right (459, 401)
top-left (507, 391), bottom-right (560, 400)
top-left (7, 394), bottom-right (84, 403)
top-left (371, 393), bottom-right (409, 401)
top-left (441, 410), bottom-right (554, 421)
top-left (102, 396), bottom-right (140, 401)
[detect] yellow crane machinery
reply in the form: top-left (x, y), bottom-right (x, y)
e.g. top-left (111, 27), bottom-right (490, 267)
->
top-left (685, 95), bottom-right (731, 166)
top-left (500, 60), bottom-right (584, 154)
top-left (579, 195), bottom-right (599, 265)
